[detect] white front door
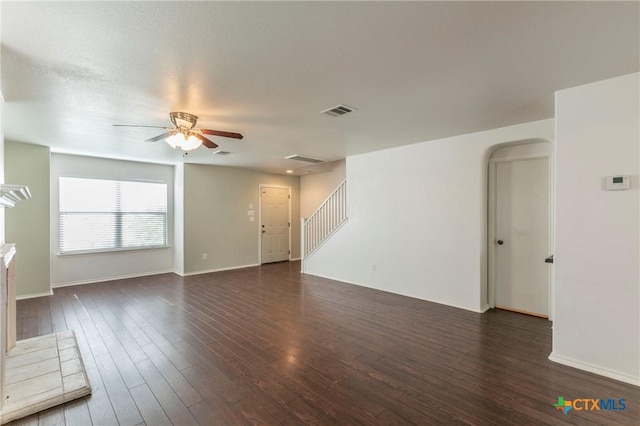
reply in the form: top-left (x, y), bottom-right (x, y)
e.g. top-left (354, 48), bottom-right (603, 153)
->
top-left (495, 157), bottom-right (550, 317)
top-left (261, 187), bottom-right (290, 264)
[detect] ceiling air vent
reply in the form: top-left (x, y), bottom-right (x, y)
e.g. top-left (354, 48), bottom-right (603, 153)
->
top-left (285, 154), bottom-right (324, 164)
top-left (212, 150), bottom-right (232, 156)
top-left (321, 104), bottom-right (355, 117)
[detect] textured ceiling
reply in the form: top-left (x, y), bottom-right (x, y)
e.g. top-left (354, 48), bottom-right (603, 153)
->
top-left (2, 1), bottom-right (638, 175)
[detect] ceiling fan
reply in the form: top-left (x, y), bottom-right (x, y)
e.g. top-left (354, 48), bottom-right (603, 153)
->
top-left (113, 111), bottom-right (243, 151)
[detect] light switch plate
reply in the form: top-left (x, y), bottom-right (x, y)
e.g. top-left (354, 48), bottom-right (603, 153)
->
top-left (606, 175), bottom-right (630, 190)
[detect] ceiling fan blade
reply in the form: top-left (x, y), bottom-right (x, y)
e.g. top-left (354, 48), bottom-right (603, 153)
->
top-left (146, 131), bottom-right (176, 142)
top-left (200, 129), bottom-right (244, 139)
top-left (192, 133), bottom-right (218, 149)
top-left (113, 124), bottom-right (173, 129)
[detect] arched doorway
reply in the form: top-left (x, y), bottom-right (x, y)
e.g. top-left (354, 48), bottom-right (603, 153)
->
top-left (487, 141), bottom-right (554, 319)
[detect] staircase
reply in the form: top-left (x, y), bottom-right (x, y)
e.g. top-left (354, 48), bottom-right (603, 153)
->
top-left (301, 180), bottom-right (347, 270)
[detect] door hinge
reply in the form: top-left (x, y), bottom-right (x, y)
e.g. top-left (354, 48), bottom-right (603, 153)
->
top-left (288, 194), bottom-right (291, 199)
top-left (288, 222), bottom-right (290, 227)
top-left (288, 250), bottom-right (291, 255)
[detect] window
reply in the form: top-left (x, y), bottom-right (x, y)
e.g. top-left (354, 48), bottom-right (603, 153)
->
top-left (59, 177), bottom-right (168, 254)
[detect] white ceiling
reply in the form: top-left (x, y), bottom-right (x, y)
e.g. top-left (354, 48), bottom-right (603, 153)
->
top-left (2, 1), bottom-right (638, 175)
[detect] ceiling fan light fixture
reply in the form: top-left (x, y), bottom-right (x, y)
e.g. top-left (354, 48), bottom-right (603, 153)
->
top-left (116, 111), bottom-right (240, 151)
top-left (165, 132), bottom-right (202, 151)
top-left (165, 133), bottom-right (181, 149)
top-left (181, 134), bottom-right (202, 151)
top-left (169, 112), bottom-right (198, 130)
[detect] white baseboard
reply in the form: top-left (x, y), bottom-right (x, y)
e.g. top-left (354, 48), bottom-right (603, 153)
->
top-left (53, 262), bottom-right (290, 285)
top-left (182, 263), bottom-right (260, 277)
top-left (479, 304), bottom-right (491, 313)
top-left (52, 269), bottom-right (176, 288)
top-left (16, 290), bottom-right (54, 300)
top-left (425, 298), bottom-right (488, 314)
top-left (302, 271), bottom-right (488, 314)
top-left (549, 352), bottom-right (640, 386)
top-left (290, 257), bottom-right (301, 261)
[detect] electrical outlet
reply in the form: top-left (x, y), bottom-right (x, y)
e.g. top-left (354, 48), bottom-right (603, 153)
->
top-left (202, 253), bottom-right (207, 260)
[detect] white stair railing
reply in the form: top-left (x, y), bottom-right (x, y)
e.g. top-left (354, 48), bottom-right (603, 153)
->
top-left (301, 180), bottom-right (347, 269)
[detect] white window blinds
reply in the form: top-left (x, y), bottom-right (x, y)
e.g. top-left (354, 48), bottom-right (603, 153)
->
top-left (59, 177), bottom-right (168, 253)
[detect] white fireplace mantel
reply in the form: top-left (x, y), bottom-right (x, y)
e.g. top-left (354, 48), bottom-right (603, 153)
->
top-left (0, 185), bottom-right (31, 208)
top-left (0, 244), bottom-right (91, 424)
top-left (0, 243), bottom-right (17, 419)
top-left (0, 244), bottom-right (16, 265)
top-left (0, 243), bottom-right (16, 352)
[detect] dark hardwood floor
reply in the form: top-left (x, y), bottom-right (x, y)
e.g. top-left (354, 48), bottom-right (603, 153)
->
top-left (9, 261), bottom-right (639, 425)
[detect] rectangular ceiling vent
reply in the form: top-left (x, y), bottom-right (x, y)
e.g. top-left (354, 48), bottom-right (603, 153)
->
top-left (285, 154), bottom-right (324, 164)
top-left (321, 104), bottom-right (355, 117)
top-left (212, 150), bottom-right (232, 156)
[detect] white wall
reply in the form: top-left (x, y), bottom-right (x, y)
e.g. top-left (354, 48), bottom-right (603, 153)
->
top-left (551, 73), bottom-right (639, 385)
top-left (5, 142), bottom-right (51, 298)
top-left (300, 160), bottom-right (346, 218)
top-left (50, 154), bottom-right (175, 286)
top-left (183, 164), bottom-right (301, 274)
top-left (305, 119), bottom-right (554, 312)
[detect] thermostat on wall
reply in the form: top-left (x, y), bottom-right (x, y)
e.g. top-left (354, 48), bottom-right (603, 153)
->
top-left (606, 175), bottom-right (630, 191)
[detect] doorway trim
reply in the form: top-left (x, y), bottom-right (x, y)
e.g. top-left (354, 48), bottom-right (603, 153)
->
top-left (258, 184), bottom-right (292, 264)
top-left (487, 150), bottom-right (555, 320)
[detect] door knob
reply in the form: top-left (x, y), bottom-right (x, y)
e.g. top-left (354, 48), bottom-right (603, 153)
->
top-left (497, 240), bottom-right (504, 245)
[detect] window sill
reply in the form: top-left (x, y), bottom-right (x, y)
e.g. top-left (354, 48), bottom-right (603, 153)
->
top-left (57, 245), bottom-right (170, 257)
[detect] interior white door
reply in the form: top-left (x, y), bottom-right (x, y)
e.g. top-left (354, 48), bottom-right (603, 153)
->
top-left (495, 157), bottom-right (549, 317)
top-left (261, 187), bottom-right (290, 264)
